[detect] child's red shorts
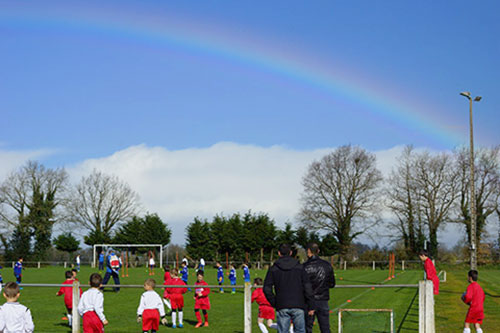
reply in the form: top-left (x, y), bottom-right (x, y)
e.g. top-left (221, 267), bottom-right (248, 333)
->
top-left (170, 294), bottom-right (184, 309)
top-left (465, 309), bottom-right (484, 324)
top-left (258, 305), bottom-right (275, 320)
top-left (142, 309), bottom-right (160, 331)
top-left (83, 311), bottom-right (103, 333)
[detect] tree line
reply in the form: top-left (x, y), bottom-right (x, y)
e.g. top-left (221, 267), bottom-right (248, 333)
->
top-left (1, 144), bottom-right (499, 263)
top-left (0, 163), bottom-right (168, 261)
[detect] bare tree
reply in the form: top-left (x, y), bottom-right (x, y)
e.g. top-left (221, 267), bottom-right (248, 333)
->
top-left (454, 146), bottom-right (500, 246)
top-left (386, 146), bottom-right (426, 257)
top-left (413, 151), bottom-right (459, 258)
top-left (65, 169), bottom-right (140, 245)
top-left (299, 145), bottom-right (383, 258)
top-left (0, 161), bottom-right (68, 259)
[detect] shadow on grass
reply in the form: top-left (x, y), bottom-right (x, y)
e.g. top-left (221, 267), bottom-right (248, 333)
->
top-left (485, 292), bottom-right (500, 298)
top-left (397, 289), bottom-right (419, 333)
top-left (53, 322), bottom-right (71, 333)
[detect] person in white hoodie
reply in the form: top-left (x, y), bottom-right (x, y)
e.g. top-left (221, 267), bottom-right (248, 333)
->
top-left (0, 282), bottom-right (34, 333)
top-left (78, 273), bottom-right (108, 333)
top-left (137, 278), bottom-right (167, 333)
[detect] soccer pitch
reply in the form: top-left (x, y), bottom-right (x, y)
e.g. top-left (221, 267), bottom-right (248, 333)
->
top-left (0, 266), bottom-right (499, 332)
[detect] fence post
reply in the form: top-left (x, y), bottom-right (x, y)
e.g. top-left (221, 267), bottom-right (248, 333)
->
top-left (72, 280), bottom-right (80, 332)
top-left (244, 282), bottom-right (252, 333)
top-left (419, 280), bottom-right (435, 333)
top-left (64, 262), bottom-right (67, 268)
top-left (343, 261), bottom-right (347, 271)
top-left (372, 261), bottom-right (375, 271)
top-left (38, 262), bottom-right (40, 269)
top-left (402, 260), bottom-right (405, 271)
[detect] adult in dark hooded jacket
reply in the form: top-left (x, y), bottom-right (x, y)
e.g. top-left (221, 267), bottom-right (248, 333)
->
top-left (264, 244), bottom-right (314, 333)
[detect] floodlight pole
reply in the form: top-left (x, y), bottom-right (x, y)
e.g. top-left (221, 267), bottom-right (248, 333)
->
top-left (460, 92), bottom-right (481, 270)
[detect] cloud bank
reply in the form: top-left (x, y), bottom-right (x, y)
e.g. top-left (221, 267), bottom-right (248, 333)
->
top-left (3, 142), bottom-right (487, 247)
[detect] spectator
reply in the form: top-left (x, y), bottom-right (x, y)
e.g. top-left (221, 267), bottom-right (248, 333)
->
top-left (303, 243), bottom-right (335, 333)
top-left (263, 244), bottom-right (314, 333)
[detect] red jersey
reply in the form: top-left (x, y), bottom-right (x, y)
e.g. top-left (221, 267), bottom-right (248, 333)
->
top-left (57, 279), bottom-right (83, 309)
top-left (164, 271), bottom-right (171, 284)
top-left (424, 258), bottom-right (439, 295)
top-left (166, 277), bottom-right (188, 295)
top-left (194, 280), bottom-right (211, 310)
top-left (463, 281), bottom-right (485, 324)
top-left (251, 288), bottom-right (271, 307)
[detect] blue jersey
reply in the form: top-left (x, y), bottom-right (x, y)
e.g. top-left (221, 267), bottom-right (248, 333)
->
top-left (99, 253), bottom-right (104, 263)
top-left (181, 266), bottom-right (189, 281)
top-left (229, 268), bottom-right (237, 282)
top-left (14, 261), bottom-right (22, 276)
top-left (217, 266), bottom-right (224, 282)
top-left (243, 266), bottom-right (250, 282)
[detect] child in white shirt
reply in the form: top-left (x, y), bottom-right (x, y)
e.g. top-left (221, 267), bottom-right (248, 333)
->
top-left (137, 278), bottom-right (167, 333)
top-left (78, 273), bottom-right (108, 333)
top-left (0, 282), bottom-right (34, 333)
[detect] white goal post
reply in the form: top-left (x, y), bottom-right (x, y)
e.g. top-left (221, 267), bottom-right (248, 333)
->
top-left (93, 244), bottom-right (164, 268)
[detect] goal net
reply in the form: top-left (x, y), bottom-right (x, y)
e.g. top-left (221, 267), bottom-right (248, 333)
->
top-left (338, 309), bottom-right (394, 333)
top-left (93, 244), bottom-right (164, 268)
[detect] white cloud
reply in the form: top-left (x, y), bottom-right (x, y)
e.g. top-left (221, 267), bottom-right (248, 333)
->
top-left (0, 148), bottom-right (54, 180)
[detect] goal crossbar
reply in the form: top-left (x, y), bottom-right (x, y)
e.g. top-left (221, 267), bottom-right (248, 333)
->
top-left (93, 244), bottom-right (163, 268)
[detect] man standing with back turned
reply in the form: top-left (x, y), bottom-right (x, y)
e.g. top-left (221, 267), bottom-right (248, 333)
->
top-left (264, 244), bottom-right (314, 333)
top-left (303, 243), bottom-right (336, 333)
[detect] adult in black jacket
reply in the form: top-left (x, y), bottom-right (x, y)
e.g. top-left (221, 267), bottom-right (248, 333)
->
top-left (264, 244), bottom-right (314, 333)
top-left (303, 243), bottom-right (336, 333)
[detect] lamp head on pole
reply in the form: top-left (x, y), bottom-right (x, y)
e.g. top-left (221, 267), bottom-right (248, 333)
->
top-left (460, 91), bottom-right (471, 99)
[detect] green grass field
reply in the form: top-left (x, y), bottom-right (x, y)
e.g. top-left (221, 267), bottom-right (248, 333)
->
top-left (1, 265), bottom-right (499, 332)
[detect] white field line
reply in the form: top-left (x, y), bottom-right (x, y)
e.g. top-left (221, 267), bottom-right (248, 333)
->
top-left (331, 271), bottom-right (406, 313)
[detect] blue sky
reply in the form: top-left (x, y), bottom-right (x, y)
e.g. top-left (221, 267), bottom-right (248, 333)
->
top-left (0, 1), bottom-right (499, 246)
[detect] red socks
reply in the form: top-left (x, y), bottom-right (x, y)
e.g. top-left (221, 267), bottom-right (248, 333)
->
top-left (195, 311), bottom-right (202, 323)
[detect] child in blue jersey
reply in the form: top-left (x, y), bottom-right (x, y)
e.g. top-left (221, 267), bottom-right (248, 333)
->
top-left (98, 251), bottom-right (105, 271)
top-left (216, 262), bottom-right (224, 293)
top-left (229, 264), bottom-right (237, 294)
top-left (14, 257), bottom-right (23, 286)
top-left (0, 264), bottom-right (3, 291)
top-left (243, 263), bottom-right (251, 283)
top-left (180, 262), bottom-right (190, 291)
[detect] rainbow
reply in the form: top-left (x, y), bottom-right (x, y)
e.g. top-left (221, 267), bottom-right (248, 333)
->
top-left (1, 3), bottom-right (464, 146)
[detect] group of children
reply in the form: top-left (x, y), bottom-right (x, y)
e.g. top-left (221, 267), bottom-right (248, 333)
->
top-left (0, 255), bottom-right (488, 333)
top-left (215, 262), bottom-right (251, 294)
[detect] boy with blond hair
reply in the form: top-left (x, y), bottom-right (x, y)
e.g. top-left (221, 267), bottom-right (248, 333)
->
top-left (0, 282), bottom-right (34, 332)
top-left (137, 278), bottom-right (167, 333)
top-left (78, 273), bottom-right (108, 333)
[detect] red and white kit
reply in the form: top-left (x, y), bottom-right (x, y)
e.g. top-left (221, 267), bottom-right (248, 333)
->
top-left (463, 281), bottom-right (485, 324)
top-left (251, 287), bottom-right (275, 320)
top-left (57, 279), bottom-right (82, 311)
top-left (78, 288), bottom-right (106, 333)
top-left (194, 280), bottom-right (211, 310)
top-left (166, 277), bottom-right (188, 309)
top-left (0, 302), bottom-right (35, 333)
top-left (424, 258), bottom-right (439, 295)
top-left (137, 290), bottom-right (166, 332)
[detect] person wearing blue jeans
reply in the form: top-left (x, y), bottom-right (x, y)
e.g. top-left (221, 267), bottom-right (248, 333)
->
top-left (264, 244), bottom-right (314, 333)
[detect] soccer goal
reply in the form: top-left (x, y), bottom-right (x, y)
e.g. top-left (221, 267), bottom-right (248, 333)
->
top-left (338, 309), bottom-right (394, 333)
top-left (438, 270), bottom-right (447, 282)
top-left (92, 244), bottom-right (164, 268)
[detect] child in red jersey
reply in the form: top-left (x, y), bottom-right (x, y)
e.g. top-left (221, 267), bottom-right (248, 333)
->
top-left (461, 270), bottom-right (485, 333)
top-left (166, 268), bottom-right (188, 328)
top-left (252, 278), bottom-right (278, 333)
top-left (419, 250), bottom-right (439, 295)
top-left (162, 265), bottom-right (172, 311)
top-left (194, 270), bottom-right (211, 328)
top-left (137, 278), bottom-right (167, 333)
top-left (56, 270), bottom-right (82, 327)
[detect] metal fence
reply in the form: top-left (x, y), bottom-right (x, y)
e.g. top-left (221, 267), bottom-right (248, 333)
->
top-left (18, 281), bottom-right (435, 333)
